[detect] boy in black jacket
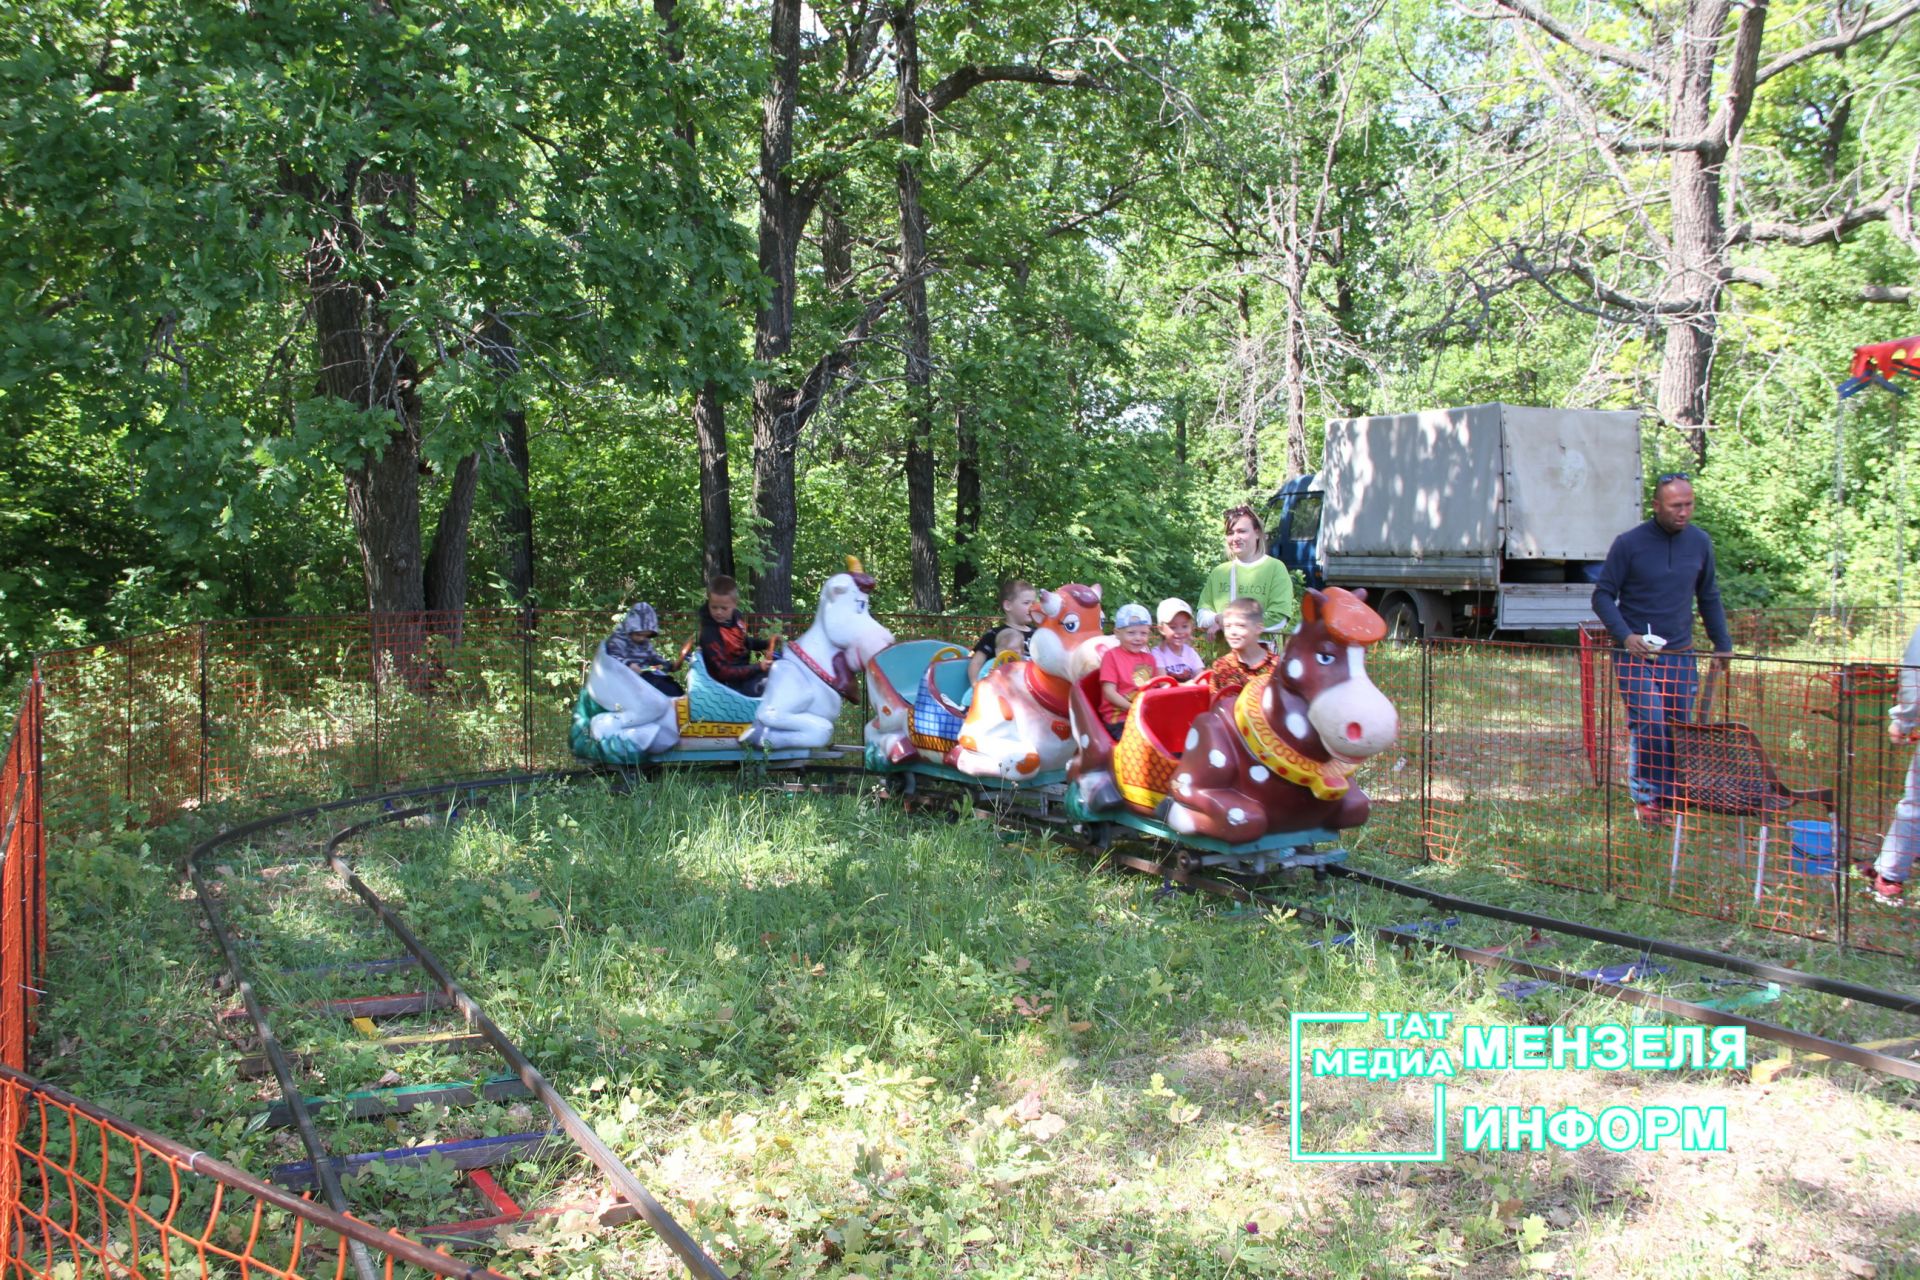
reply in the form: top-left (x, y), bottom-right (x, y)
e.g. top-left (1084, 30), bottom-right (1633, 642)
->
top-left (699, 575), bottom-right (772, 697)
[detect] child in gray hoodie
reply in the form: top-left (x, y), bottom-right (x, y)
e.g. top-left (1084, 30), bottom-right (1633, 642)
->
top-left (605, 602), bottom-right (683, 698)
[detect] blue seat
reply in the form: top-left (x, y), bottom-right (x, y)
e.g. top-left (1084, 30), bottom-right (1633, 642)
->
top-left (685, 650), bottom-right (761, 724)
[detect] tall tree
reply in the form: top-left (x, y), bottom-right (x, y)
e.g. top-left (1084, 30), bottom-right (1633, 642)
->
top-left (742, 0), bottom-right (1104, 610)
top-left (3, 0), bottom-right (751, 631)
top-left (894, 0), bottom-right (942, 611)
top-left (656, 0), bottom-right (738, 585)
top-left (1464, 0), bottom-right (1920, 463)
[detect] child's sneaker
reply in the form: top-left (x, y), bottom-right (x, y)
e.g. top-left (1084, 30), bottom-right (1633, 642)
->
top-left (1858, 863), bottom-right (1906, 903)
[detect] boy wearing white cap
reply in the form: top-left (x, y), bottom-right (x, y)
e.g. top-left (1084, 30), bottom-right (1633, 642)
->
top-left (1098, 602), bottom-right (1158, 739)
top-left (1151, 598), bottom-right (1204, 682)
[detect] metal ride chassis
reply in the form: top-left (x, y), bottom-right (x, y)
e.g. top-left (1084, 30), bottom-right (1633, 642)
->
top-left (867, 753), bottom-right (1349, 881)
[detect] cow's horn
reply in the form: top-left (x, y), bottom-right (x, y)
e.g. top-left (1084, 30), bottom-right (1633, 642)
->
top-left (1039, 589), bottom-right (1062, 618)
top-left (846, 555), bottom-right (864, 575)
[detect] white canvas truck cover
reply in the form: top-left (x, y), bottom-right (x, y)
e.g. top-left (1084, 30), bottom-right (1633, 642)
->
top-left (1319, 404), bottom-right (1641, 565)
top-left (1499, 406), bottom-right (1643, 559)
top-left (1319, 405), bottom-right (1503, 568)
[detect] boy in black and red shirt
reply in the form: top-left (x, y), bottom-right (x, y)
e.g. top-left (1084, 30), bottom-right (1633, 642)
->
top-left (699, 575), bottom-right (772, 697)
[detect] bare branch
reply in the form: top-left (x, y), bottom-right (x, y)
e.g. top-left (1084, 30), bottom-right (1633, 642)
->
top-left (1513, 29), bottom-right (1672, 254)
top-left (1481, 0), bottom-right (1661, 78)
top-left (925, 63), bottom-right (1103, 117)
top-left (1755, 0), bottom-right (1920, 85)
top-left (1861, 284), bottom-right (1914, 302)
top-left (1505, 246), bottom-right (1706, 316)
top-left (1726, 198), bottom-right (1892, 245)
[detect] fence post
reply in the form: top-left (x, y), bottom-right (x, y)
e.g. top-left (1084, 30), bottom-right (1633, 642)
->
top-left (27, 668), bottom-right (45, 984)
top-left (1835, 665), bottom-right (1852, 949)
top-left (369, 614), bottom-right (382, 792)
top-left (521, 605), bottom-right (535, 775)
top-left (123, 644), bottom-right (133, 812)
top-left (1419, 639), bottom-right (1433, 862)
top-left (197, 622), bottom-right (210, 807)
top-left (1602, 646), bottom-right (1614, 894)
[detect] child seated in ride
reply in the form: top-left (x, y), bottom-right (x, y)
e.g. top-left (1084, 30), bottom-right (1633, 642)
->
top-left (1099, 602), bottom-right (1159, 740)
top-left (959, 627), bottom-right (1027, 711)
top-left (969, 578), bottom-right (1039, 682)
top-left (1150, 598), bottom-right (1204, 682)
top-left (605, 601), bottom-right (683, 697)
top-left (1208, 597), bottom-right (1272, 700)
top-left (698, 574), bottom-right (773, 698)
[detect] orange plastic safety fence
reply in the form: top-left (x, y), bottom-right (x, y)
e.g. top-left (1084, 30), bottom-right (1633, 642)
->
top-left (0, 680), bottom-right (46, 1073)
top-left (1722, 605), bottom-right (1919, 661)
top-left (0, 1066), bottom-right (504, 1280)
top-left (1403, 636), bottom-right (1920, 953)
top-left (32, 609), bottom-right (996, 825)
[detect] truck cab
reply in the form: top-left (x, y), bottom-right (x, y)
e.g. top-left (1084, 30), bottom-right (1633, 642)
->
top-left (1269, 475), bottom-right (1325, 591)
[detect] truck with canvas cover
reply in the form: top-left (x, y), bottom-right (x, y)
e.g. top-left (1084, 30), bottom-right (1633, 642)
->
top-left (1268, 404), bottom-right (1643, 638)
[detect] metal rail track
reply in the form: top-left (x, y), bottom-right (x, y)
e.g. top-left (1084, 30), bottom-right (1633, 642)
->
top-left (173, 757), bottom-right (1917, 1279)
top-left (817, 764), bottom-right (1920, 1085)
top-left (185, 772), bottom-right (728, 1280)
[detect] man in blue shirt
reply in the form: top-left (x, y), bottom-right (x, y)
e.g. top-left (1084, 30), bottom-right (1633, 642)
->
top-left (1591, 473), bottom-right (1735, 825)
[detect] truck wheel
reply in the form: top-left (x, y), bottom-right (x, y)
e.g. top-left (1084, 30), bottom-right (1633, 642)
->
top-left (1381, 598), bottom-right (1424, 644)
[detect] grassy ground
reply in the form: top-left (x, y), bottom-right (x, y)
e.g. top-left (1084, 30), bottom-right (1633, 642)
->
top-left (35, 773), bottom-right (1920, 1279)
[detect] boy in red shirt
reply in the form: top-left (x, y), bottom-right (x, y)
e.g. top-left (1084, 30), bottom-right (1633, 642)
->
top-left (1099, 603), bottom-right (1158, 740)
top-left (1208, 598), bottom-right (1272, 701)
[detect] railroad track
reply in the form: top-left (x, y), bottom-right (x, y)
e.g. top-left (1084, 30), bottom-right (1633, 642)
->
top-left (186, 773), bottom-right (727, 1280)
top-left (176, 760), bottom-right (1918, 1276)
top-left (776, 762), bottom-right (1920, 1086)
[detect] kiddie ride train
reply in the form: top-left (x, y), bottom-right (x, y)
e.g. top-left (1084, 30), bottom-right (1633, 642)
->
top-left (867, 580), bottom-right (1398, 875)
top-left (570, 559), bottom-right (895, 765)
top-left (571, 564), bottom-right (1398, 877)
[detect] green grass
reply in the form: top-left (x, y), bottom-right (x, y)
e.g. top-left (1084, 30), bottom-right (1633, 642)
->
top-left (34, 775), bottom-right (1920, 1278)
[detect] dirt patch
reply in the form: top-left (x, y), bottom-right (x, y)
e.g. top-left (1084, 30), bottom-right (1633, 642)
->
top-left (1140, 1029), bottom-right (1920, 1278)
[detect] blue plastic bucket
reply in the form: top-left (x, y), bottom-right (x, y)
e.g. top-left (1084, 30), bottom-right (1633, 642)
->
top-left (1787, 820), bottom-right (1838, 877)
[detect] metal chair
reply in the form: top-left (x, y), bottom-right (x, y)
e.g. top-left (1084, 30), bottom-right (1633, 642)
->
top-left (1667, 720), bottom-right (1836, 904)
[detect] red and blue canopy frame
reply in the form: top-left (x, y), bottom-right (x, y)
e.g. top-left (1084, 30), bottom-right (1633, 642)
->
top-left (1839, 334), bottom-right (1920, 398)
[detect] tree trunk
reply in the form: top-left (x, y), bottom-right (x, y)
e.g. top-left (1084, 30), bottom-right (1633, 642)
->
top-left (341, 431), bottom-right (425, 615)
top-left (895, 0), bottom-right (942, 612)
top-left (694, 381), bottom-right (734, 583)
top-left (307, 192), bottom-right (426, 618)
top-left (498, 406), bottom-right (533, 601)
top-left (481, 311), bottom-right (534, 602)
top-left (1656, 0), bottom-right (1768, 469)
top-left (1236, 285), bottom-right (1259, 494)
top-left (820, 195), bottom-right (855, 295)
top-left (750, 0), bottom-right (804, 613)
top-left (1658, 131), bottom-right (1720, 468)
top-left (657, 0), bottom-right (735, 589)
top-left (1280, 233), bottom-right (1310, 477)
top-left (424, 450), bottom-right (481, 618)
top-left (953, 405), bottom-right (980, 601)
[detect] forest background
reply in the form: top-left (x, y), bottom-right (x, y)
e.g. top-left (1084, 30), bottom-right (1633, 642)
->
top-left (4, 0), bottom-right (1918, 672)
